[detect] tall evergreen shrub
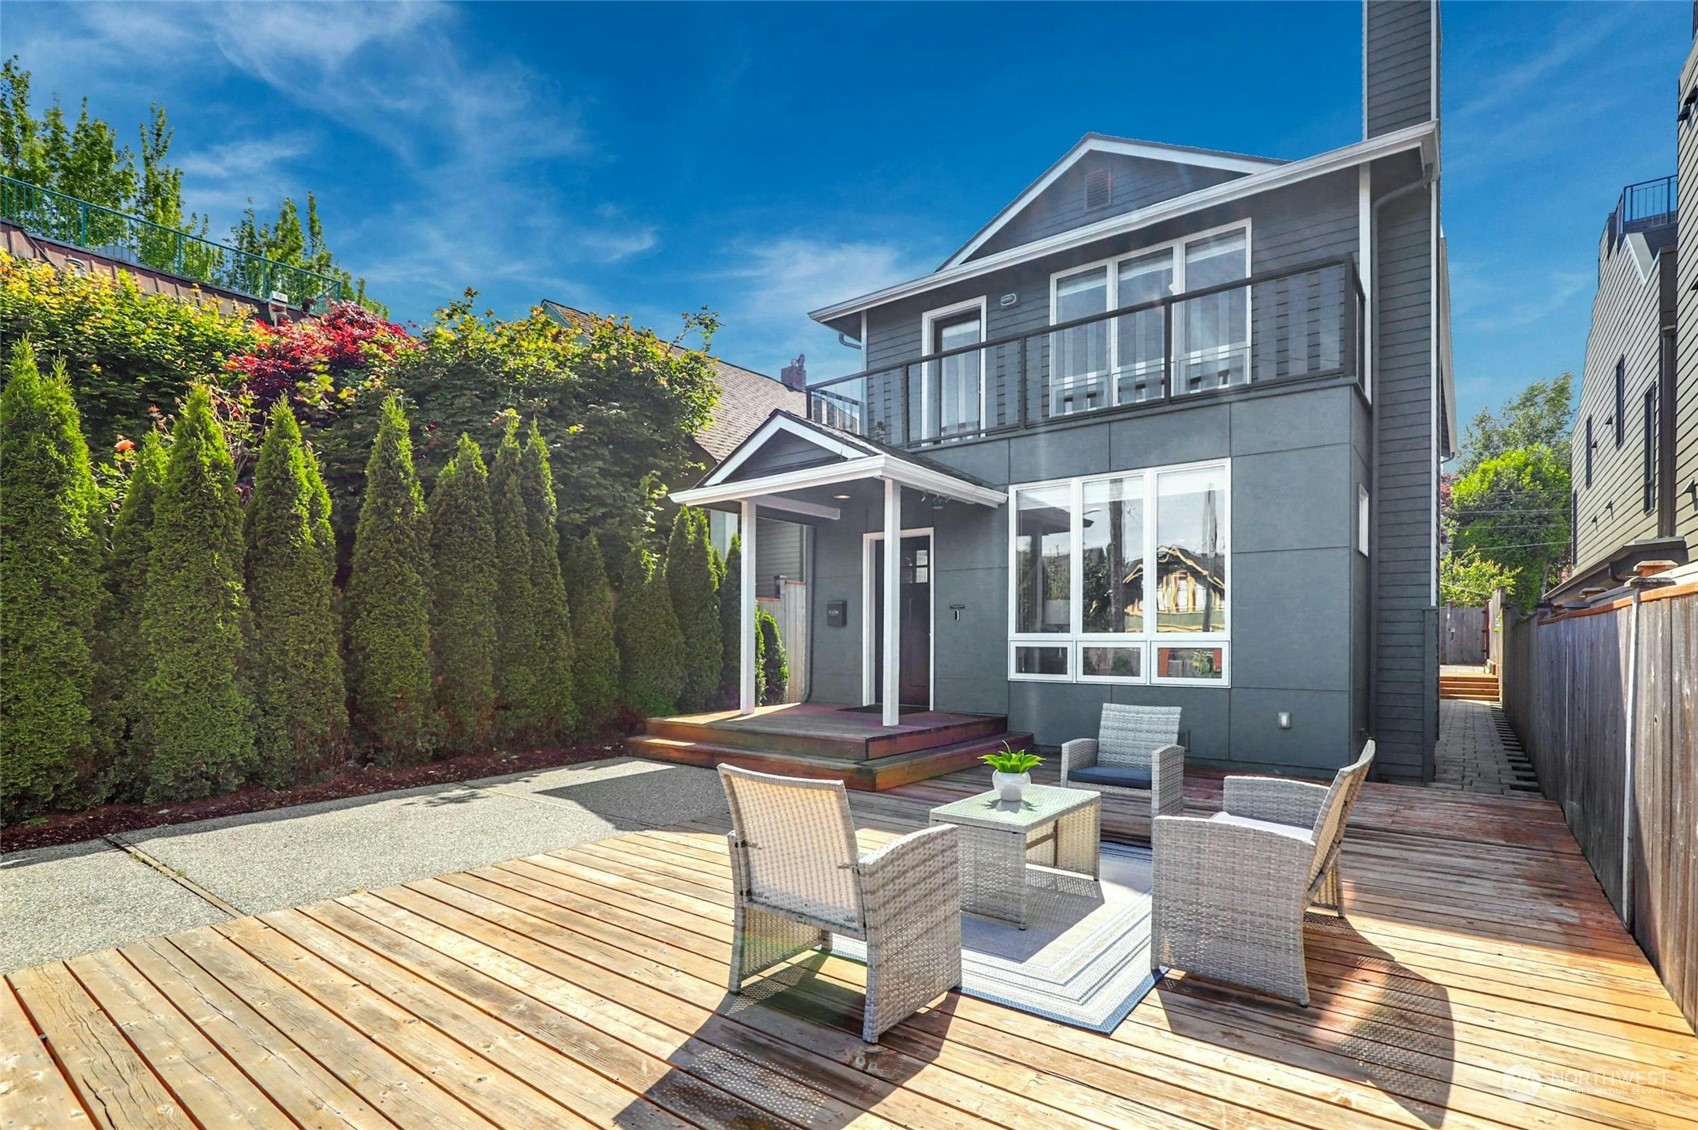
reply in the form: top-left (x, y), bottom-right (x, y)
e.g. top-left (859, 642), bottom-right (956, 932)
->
top-left (520, 423), bottom-right (578, 740)
top-left (488, 418), bottom-right (537, 738)
top-left (615, 545), bottom-right (683, 717)
top-left (563, 533), bottom-right (620, 731)
top-left (344, 395), bottom-right (435, 763)
top-left (93, 430), bottom-right (167, 796)
top-left (758, 608), bottom-right (788, 705)
top-left (665, 507), bottom-right (721, 712)
top-left (244, 402), bottom-right (345, 784)
top-left (428, 433), bottom-right (498, 751)
top-left (717, 535), bottom-right (742, 707)
top-left (137, 386), bottom-right (255, 800)
top-left (0, 344), bottom-right (102, 818)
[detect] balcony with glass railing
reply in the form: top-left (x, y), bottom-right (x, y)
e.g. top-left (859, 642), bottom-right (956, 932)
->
top-left (807, 256), bottom-right (1364, 448)
top-left (1, 174), bottom-right (344, 307)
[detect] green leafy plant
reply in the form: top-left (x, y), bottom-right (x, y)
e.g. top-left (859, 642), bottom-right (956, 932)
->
top-left (980, 743), bottom-right (1042, 775)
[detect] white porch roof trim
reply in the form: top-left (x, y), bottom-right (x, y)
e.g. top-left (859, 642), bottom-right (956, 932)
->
top-left (671, 451), bottom-right (1006, 510)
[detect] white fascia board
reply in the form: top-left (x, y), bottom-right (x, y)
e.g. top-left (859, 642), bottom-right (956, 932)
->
top-left (940, 136), bottom-right (1280, 270)
top-left (673, 451), bottom-right (1006, 510)
top-left (810, 122), bottom-right (1437, 326)
top-left (747, 494), bottom-right (841, 521)
top-left (698, 413), bottom-right (869, 488)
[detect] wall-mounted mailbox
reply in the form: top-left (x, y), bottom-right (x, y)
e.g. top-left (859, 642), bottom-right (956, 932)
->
top-left (826, 600), bottom-right (848, 628)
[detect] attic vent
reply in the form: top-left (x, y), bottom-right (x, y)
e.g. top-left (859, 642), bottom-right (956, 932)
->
top-left (1084, 167), bottom-right (1112, 211)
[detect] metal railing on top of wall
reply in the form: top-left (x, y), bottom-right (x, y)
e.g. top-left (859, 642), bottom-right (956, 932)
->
top-left (0, 174), bottom-right (345, 307)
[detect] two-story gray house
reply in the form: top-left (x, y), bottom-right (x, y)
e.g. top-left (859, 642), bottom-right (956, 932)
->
top-left (666, 0), bottom-right (1453, 784)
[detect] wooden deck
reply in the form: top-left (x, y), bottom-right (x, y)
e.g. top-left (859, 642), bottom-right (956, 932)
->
top-left (6, 768), bottom-right (1695, 1129)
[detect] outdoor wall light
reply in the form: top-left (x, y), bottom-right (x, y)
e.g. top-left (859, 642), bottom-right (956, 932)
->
top-left (1277, 712), bottom-right (1292, 730)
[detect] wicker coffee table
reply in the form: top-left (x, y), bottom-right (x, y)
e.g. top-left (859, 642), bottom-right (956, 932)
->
top-left (928, 785), bottom-right (1101, 929)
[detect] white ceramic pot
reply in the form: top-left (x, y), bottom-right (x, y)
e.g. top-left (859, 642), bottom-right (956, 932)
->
top-left (992, 770), bottom-right (1030, 803)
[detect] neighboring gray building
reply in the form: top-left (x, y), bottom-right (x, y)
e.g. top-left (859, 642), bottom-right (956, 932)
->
top-left (1556, 9), bottom-right (1698, 599)
top-left (676, 0), bottom-right (1454, 782)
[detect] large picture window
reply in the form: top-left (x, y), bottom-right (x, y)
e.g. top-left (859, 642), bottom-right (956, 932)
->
top-left (1049, 224), bottom-right (1248, 415)
top-left (1009, 461), bottom-right (1231, 684)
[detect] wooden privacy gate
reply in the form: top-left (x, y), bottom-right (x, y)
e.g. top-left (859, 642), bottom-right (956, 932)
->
top-left (1440, 603), bottom-right (1488, 665)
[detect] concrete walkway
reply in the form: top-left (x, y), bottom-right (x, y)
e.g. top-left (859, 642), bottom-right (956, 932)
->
top-left (0, 757), bottom-right (728, 972)
top-left (1430, 697), bottom-right (1540, 797)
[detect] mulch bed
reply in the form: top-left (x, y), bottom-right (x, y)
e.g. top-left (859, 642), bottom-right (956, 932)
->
top-left (2, 735), bottom-right (633, 854)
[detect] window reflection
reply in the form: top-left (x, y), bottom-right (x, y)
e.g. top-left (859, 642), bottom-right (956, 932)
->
top-left (1081, 475), bottom-right (1143, 633)
top-left (1156, 467), bottom-right (1227, 633)
top-left (1014, 485), bottom-right (1072, 633)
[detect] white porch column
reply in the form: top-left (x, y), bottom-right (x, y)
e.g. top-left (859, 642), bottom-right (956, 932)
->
top-left (740, 499), bottom-right (758, 713)
top-left (882, 478), bottom-right (901, 727)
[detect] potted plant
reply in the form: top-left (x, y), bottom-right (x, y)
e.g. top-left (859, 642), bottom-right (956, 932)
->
top-left (980, 743), bottom-right (1042, 803)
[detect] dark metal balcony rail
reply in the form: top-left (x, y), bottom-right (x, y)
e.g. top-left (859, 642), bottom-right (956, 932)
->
top-left (1608, 175), bottom-right (1677, 249)
top-left (0, 174), bottom-right (345, 307)
top-left (806, 256), bottom-right (1364, 448)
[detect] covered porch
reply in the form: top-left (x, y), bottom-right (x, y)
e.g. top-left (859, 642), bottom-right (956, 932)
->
top-left (671, 411), bottom-right (1006, 729)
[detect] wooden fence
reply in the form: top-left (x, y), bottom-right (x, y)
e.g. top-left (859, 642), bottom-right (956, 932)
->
top-left (1501, 577), bottom-right (1697, 1030)
top-left (1439, 603), bottom-right (1489, 665)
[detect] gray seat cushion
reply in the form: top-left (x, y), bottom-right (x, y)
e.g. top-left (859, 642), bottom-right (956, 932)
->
top-left (1068, 765), bottom-right (1153, 791)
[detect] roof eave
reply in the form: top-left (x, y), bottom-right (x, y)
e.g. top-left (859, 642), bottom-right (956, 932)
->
top-left (809, 122), bottom-right (1437, 325)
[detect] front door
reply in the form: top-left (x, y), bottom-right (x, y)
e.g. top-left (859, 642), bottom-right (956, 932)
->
top-left (872, 535), bottom-right (932, 709)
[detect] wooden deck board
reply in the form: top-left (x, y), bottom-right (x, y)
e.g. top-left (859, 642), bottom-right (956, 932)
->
top-left (4, 776), bottom-right (1694, 1129)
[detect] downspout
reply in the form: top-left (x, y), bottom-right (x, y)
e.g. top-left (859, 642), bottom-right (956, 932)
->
top-left (1366, 162), bottom-right (1437, 737)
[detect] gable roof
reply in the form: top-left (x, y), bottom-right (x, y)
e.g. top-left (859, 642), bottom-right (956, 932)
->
top-left (939, 134), bottom-right (1283, 270)
top-left (540, 301), bottom-right (803, 462)
top-left (809, 121), bottom-right (1437, 329)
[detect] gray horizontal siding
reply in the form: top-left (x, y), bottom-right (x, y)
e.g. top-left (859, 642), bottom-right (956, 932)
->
top-left (755, 517), bottom-right (804, 585)
top-left (1677, 50), bottom-right (1698, 552)
top-left (1572, 228), bottom-right (1674, 571)
top-left (973, 151), bottom-right (1248, 261)
top-left (1365, 2), bottom-right (1435, 138)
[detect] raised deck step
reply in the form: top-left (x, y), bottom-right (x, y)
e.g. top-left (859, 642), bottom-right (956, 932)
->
top-left (625, 730), bottom-right (1035, 791)
top-left (643, 710), bottom-right (1009, 761)
top-left (1440, 674), bottom-right (1500, 702)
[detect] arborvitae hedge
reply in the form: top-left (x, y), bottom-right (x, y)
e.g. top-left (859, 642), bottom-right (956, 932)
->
top-left (0, 344), bottom-right (103, 819)
top-left (344, 395), bottom-right (435, 763)
top-left (428, 434), bottom-right (498, 751)
top-left (137, 386), bottom-right (255, 800)
top-left (717, 535), bottom-right (742, 707)
top-left (520, 423), bottom-right (578, 740)
top-left (758, 607), bottom-right (788, 705)
top-left (563, 533), bottom-right (620, 731)
top-left (245, 402), bottom-right (346, 784)
top-left (93, 430), bottom-right (167, 797)
top-left (488, 418), bottom-right (537, 739)
top-left (615, 544), bottom-right (684, 717)
top-left (665, 507), bottom-right (721, 712)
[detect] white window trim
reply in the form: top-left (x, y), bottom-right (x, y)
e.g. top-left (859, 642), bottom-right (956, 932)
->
top-left (862, 527), bottom-right (936, 708)
top-left (918, 297), bottom-right (989, 443)
top-left (1007, 460), bottom-right (1232, 686)
top-left (1047, 220), bottom-right (1252, 412)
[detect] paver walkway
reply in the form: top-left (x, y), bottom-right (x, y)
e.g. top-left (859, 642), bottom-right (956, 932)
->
top-left (1430, 697), bottom-right (1540, 797)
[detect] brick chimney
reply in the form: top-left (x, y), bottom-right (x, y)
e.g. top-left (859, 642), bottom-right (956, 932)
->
top-left (1364, 1), bottom-right (1439, 139)
top-left (780, 354), bottom-right (807, 391)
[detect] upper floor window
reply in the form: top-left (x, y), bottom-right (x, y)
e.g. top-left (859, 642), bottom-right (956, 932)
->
top-left (1585, 416), bottom-right (1594, 487)
top-left (1643, 385), bottom-right (1658, 514)
top-left (1049, 224), bottom-right (1248, 416)
top-left (1614, 357), bottom-right (1626, 448)
top-left (920, 299), bottom-right (985, 440)
top-left (1011, 461), bottom-right (1230, 685)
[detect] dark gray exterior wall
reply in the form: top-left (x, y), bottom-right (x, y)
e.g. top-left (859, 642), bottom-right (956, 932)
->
top-left (804, 384), bottom-right (1371, 776)
top-left (1573, 227), bottom-right (1678, 571)
top-left (1365, 2), bottom-right (1435, 138)
top-left (970, 151), bottom-right (1250, 262)
top-left (1368, 165), bottom-right (1438, 782)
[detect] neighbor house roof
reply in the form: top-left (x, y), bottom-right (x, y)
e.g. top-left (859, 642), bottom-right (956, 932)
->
top-left (540, 301), bottom-right (803, 463)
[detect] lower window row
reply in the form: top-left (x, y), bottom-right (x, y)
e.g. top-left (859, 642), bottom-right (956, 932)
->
top-left (1011, 641), bottom-right (1227, 685)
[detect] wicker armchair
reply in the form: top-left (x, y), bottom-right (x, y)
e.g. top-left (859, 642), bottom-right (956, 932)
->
top-left (718, 765), bottom-right (962, 1043)
top-left (1060, 704), bottom-right (1185, 819)
top-left (1149, 740), bottom-right (1376, 1006)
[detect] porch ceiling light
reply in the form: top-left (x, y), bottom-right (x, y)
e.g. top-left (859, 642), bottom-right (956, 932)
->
top-left (833, 492), bottom-right (852, 500)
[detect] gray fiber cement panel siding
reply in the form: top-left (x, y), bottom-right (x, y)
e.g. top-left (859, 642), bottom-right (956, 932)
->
top-left (1573, 230), bottom-right (1675, 571)
top-left (1365, 2), bottom-right (1435, 138)
top-left (801, 386), bottom-right (1371, 774)
top-left (1369, 179), bottom-right (1438, 781)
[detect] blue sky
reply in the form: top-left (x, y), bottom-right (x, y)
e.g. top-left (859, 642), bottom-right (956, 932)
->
top-left (5, 1), bottom-right (1691, 434)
